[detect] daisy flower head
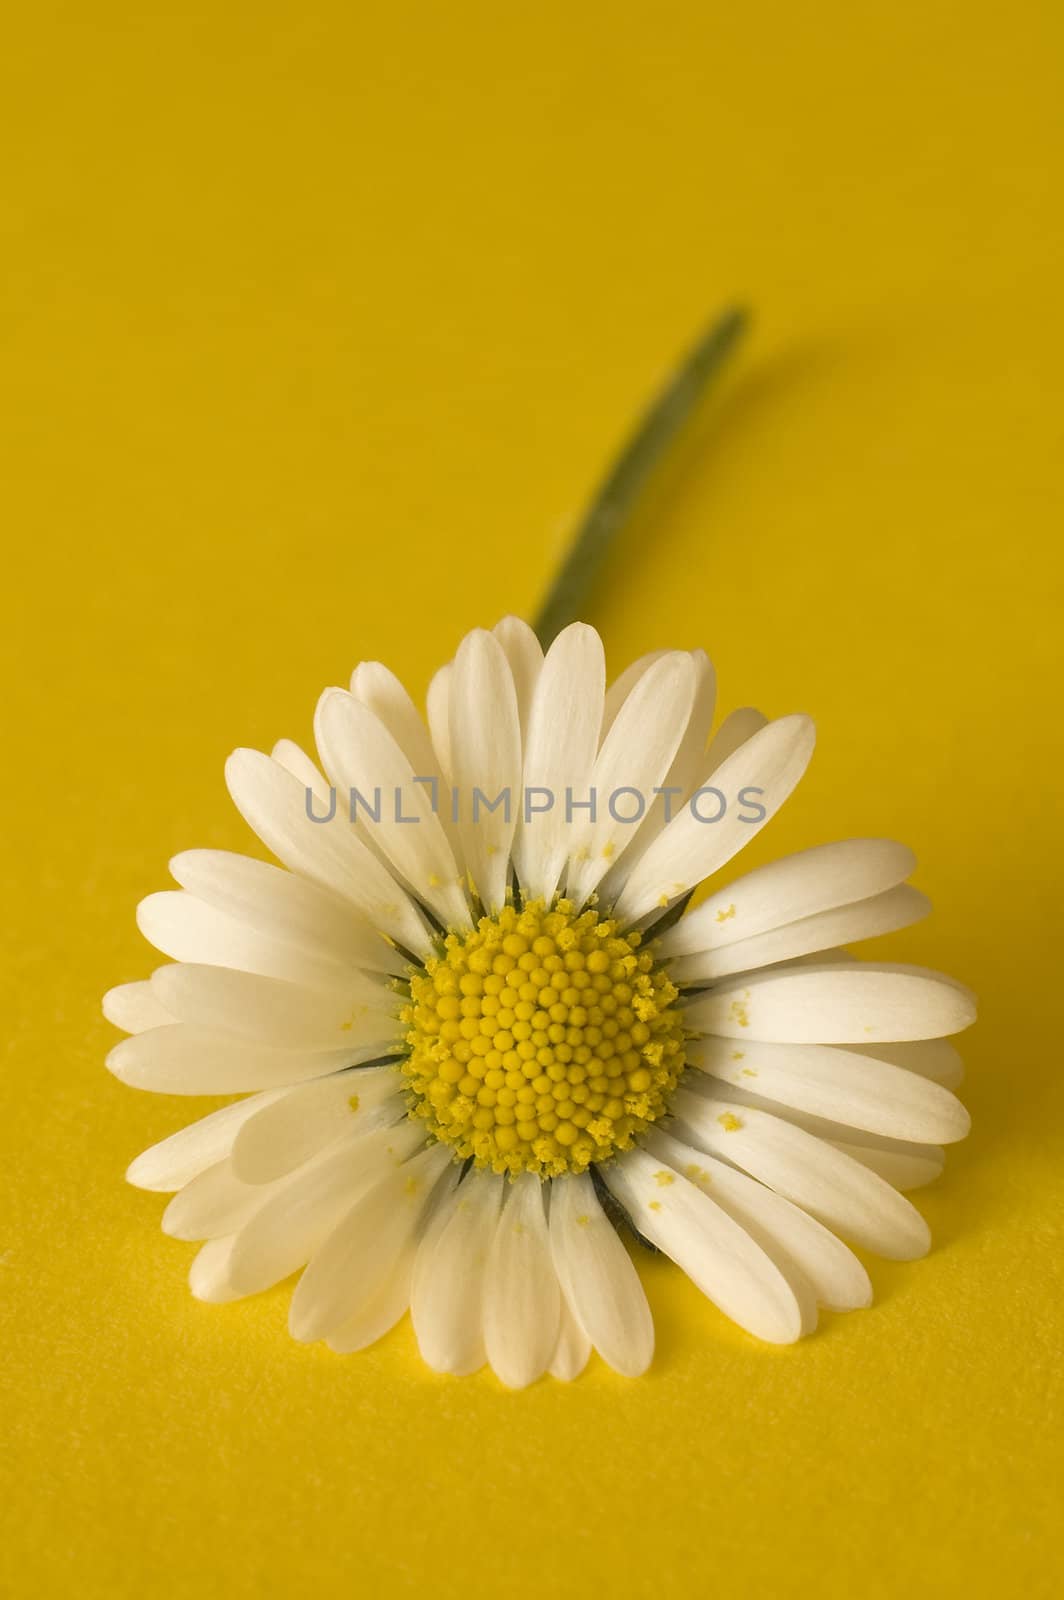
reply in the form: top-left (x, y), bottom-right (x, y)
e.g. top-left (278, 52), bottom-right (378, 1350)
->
top-left (104, 618), bottom-right (975, 1387)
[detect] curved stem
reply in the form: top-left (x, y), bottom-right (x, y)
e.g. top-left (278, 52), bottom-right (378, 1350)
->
top-left (532, 304), bottom-right (750, 648)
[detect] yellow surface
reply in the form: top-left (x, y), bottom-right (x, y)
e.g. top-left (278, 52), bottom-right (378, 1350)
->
top-left (3, 4), bottom-right (1062, 1596)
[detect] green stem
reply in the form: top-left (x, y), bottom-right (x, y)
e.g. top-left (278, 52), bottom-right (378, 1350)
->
top-left (532, 304), bottom-right (750, 648)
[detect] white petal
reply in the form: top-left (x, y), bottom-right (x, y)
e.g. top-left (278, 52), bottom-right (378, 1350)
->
top-left (325, 1252), bottom-right (416, 1353)
top-left (597, 650), bottom-right (717, 902)
top-left (350, 661), bottom-right (438, 773)
top-left (604, 1146), bottom-right (805, 1344)
top-left (189, 1237), bottom-right (244, 1304)
top-left (406, 1167), bottom-right (469, 1327)
top-left (289, 1144), bottom-right (451, 1341)
top-left (681, 1072), bottom-right (946, 1192)
top-left (425, 664), bottom-right (454, 786)
top-left (646, 1135), bottom-right (816, 1336)
top-left (313, 690), bottom-right (470, 928)
top-left (411, 1171), bottom-right (504, 1374)
top-left (350, 661), bottom-right (462, 860)
top-left (170, 848), bottom-right (401, 976)
top-left (150, 964), bottom-right (399, 1052)
top-left (670, 885), bottom-right (929, 981)
top-left (107, 1024), bottom-right (361, 1095)
top-left (483, 1172), bottom-right (560, 1389)
top-left (513, 622), bottom-right (605, 902)
top-left (662, 838), bottom-right (919, 961)
top-left (136, 890), bottom-right (364, 987)
top-left (687, 1035), bottom-right (970, 1143)
top-left (103, 979), bottom-right (174, 1034)
top-left (270, 738), bottom-right (329, 792)
top-left (703, 708), bottom-right (767, 772)
top-left (230, 1068), bottom-right (405, 1184)
top-left (449, 629), bottom-right (522, 912)
top-left (857, 1039), bottom-right (965, 1088)
top-left (645, 1130), bottom-right (871, 1313)
top-left (225, 747), bottom-right (433, 957)
top-left (226, 1120), bottom-right (426, 1296)
top-left (601, 651), bottom-right (667, 736)
top-left (162, 1160), bottom-right (267, 1240)
top-left (613, 714), bottom-right (816, 924)
top-left (663, 650), bottom-right (717, 796)
top-left (567, 652), bottom-right (697, 904)
top-left (413, 1161), bottom-right (465, 1249)
top-left (833, 1140), bottom-right (945, 1191)
top-left (683, 961), bottom-right (977, 1043)
top-left (549, 1171), bottom-right (654, 1377)
top-left (126, 1091), bottom-right (283, 1190)
top-left (334, 1164), bottom-right (468, 1356)
top-left (671, 1088), bottom-right (931, 1259)
top-left (493, 615), bottom-right (543, 738)
top-left (549, 1293), bottom-right (592, 1381)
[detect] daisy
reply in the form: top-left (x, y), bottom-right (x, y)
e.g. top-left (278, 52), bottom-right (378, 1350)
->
top-left (104, 618), bottom-right (975, 1387)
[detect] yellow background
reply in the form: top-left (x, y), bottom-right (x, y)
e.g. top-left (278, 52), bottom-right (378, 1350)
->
top-left (3, 4), bottom-right (1062, 1595)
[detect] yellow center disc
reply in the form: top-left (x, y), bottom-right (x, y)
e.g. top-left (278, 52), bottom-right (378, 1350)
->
top-left (399, 898), bottom-right (686, 1177)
